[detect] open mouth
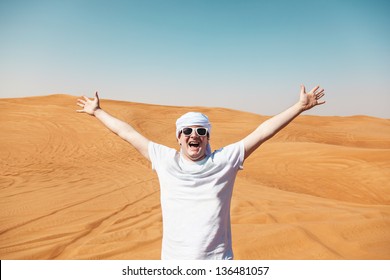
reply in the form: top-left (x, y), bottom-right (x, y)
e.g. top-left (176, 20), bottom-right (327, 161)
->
top-left (188, 141), bottom-right (200, 148)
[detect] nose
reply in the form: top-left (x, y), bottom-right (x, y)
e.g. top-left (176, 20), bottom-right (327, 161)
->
top-left (190, 131), bottom-right (198, 137)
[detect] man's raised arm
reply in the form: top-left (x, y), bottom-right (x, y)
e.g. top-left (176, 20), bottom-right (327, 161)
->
top-left (243, 85), bottom-right (325, 159)
top-left (76, 92), bottom-right (150, 160)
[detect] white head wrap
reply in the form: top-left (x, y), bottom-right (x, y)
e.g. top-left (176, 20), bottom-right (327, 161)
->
top-left (176, 112), bottom-right (212, 155)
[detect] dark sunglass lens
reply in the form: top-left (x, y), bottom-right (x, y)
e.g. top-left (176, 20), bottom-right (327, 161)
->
top-left (182, 127), bottom-right (193, 135)
top-left (197, 128), bottom-right (207, 136)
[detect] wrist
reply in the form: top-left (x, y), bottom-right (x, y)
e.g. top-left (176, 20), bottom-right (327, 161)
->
top-left (294, 101), bottom-right (305, 114)
top-left (93, 107), bottom-right (103, 116)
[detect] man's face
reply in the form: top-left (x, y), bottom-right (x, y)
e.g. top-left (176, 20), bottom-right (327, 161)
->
top-left (178, 125), bottom-right (209, 161)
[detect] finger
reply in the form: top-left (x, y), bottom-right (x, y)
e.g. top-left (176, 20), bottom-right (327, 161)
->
top-left (76, 109), bottom-right (85, 113)
top-left (314, 89), bottom-right (324, 96)
top-left (82, 95), bottom-right (90, 102)
top-left (77, 99), bottom-right (86, 104)
top-left (316, 92), bottom-right (325, 99)
top-left (300, 84), bottom-right (306, 94)
top-left (95, 91), bottom-right (99, 99)
top-left (77, 102), bottom-right (85, 107)
top-left (316, 100), bottom-right (326, 105)
top-left (311, 85), bottom-right (320, 94)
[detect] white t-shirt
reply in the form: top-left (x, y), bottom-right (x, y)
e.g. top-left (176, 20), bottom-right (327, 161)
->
top-left (148, 141), bottom-right (245, 260)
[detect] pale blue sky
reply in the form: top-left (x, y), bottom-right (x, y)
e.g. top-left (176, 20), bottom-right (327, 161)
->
top-left (1, 0), bottom-right (389, 118)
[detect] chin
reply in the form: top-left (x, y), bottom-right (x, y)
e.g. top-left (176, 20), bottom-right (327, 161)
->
top-left (187, 152), bottom-right (203, 160)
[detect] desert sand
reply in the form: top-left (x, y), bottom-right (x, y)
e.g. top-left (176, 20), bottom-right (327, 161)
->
top-left (1, 94), bottom-right (389, 260)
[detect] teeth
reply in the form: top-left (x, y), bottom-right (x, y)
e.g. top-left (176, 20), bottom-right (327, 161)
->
top-left (189, 142), bottom-right (199, 147)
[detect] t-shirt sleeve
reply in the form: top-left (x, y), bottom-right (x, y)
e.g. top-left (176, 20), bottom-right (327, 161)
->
top-left (148, 141), bottom-right (176, 171)
top-left (222, 140), bottom-right (245, 170)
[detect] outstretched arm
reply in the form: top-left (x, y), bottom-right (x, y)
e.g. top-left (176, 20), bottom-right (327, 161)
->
top-left (243, 85), bottom-right (325, 159)
top-left (77, 92), bottom-right (150, 160)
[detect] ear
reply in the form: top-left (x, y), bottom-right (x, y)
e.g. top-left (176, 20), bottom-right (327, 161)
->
top-left (177, 132), bottom-right (182, 144)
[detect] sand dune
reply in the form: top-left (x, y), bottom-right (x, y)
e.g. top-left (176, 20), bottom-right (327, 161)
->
top-left (0, 94), bottom-right (389, 259)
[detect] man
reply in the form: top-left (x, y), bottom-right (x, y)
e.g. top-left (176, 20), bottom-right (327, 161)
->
top-left (76, 85), bottom-right (325, 259)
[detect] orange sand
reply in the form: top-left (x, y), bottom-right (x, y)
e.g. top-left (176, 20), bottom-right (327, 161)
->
top-left (1, 94), bottom-right (389, 259)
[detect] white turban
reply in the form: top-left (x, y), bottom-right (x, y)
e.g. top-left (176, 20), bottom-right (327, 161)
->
top-left (176, 112), bottom-right (212, 155)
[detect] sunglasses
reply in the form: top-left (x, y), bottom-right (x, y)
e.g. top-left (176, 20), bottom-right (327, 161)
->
top-left (181, 127), bottom-right (208, 137)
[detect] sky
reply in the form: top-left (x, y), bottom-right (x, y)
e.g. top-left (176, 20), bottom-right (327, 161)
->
top-left (0, 0), bottom-right (389, 118)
